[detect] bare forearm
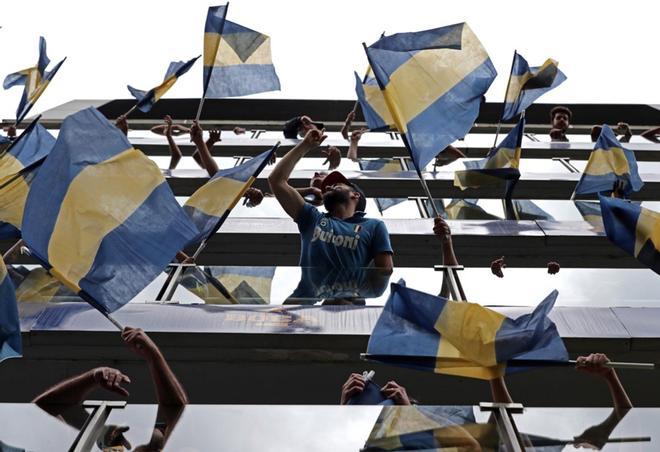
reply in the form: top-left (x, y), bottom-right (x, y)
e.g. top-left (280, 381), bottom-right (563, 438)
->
top-left (441, 237), bottom-right (459, 266)
top-left (146, 351), bottom-right (188, 406)
top-left (604, 371), bottom-right (633, 413)
top-left (193, 139), bottom-right (218, 177)
top-left (268, 142), bottom-right (312, 188)
top-left (33, 371), bottom-right (96, 406)
top-left (166, 136), bottom-right (182, 170)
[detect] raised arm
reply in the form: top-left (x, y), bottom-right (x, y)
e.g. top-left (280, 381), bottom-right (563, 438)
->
top-left (347, 128), bottom-right (367, 162)
top-left (115, 115), bottom-right (128, 136)
top-left (190, 121), bottom-right (219, 177)
top-left (33, 367), bottom-right (130, 407)
top-left (576, 353), bottom-right (632, 414)
top-left (573, 353), bottom-right (632, 448)
top-left (641, 126), bottom-right (660, 143)
top-left (268, 128), bottom-right (327, 219)
top-left (122, 327), bottom-right (188, 406)
top-left (163, 116), bottom-right (182, 170)
top-left (433, 217), bottom-right (459, 266)
top-left (340, 110), bottom-right (356, 140)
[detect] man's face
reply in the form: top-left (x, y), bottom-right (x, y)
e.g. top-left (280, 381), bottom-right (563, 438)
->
top-left (322, 183), bottom-right (357, 211)
top-left (552, 112), bottom-right (570, 131)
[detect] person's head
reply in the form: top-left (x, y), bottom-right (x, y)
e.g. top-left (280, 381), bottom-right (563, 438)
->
top-left (320, 171), bottom-right (367, 214)
top-left (550, 106), bottom-right (572, 132)
top-left (283, 115), bottom-right (325, 139)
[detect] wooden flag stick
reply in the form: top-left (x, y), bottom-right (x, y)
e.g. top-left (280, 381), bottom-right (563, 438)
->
top-left (123, 103), bottom-right (138, 118)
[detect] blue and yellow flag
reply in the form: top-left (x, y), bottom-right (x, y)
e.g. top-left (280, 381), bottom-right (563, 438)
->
top-left (364, 23), bottom-right (497, 171)
top-left (354, 69), bottom-right (394, 131)
top-left (363, 406), bottom-right (497, 451)
top-left (366, 282), bottom-right (567, 380)
top-left (3, 37), bottom-right (66, 124)
top-left (454, 117), bottom-right (525, 190)
top-left (184, 146), bottom-right (277, 243)
top-left (203, 4), bottom-right (280, 98)
top-left (599, 195), bottom-right (660, 275)
top-left (0, 119), bottom-right (56, 232)
top-left (502, 52), bottom-right (567, 121)
top-left (128, 56), bottom-right (199, 113)
top-left (21, 107), bottom-right (199, 313)
top-left (575, 200), bottom-right (604, 232)
top-left (358, 158), bottom-right (405, 214)
top-left (575, 125), bottom-right (643, 197)
top-left (0, 255), bottom-right (21, 362)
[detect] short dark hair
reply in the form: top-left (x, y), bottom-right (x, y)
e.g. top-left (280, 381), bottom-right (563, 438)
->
top-left (550, 106), bottom-right (572, 121)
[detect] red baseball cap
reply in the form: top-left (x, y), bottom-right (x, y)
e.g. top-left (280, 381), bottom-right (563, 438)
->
top-left (320, 171), bottom-right (367, 212)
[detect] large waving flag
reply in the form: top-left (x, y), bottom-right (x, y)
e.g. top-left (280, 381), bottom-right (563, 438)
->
top-left (354, 69), bottom-right (394, 131)
top-left (502, 52), bottom-right (567, 120)
top-left (454, 117), bottom-right (525, 190)
top-left (358, 158), bottom-right (405, 214)
top-left (599, 195), bottom-right (660, 275)
top-left (365, 282), bottom-right (568, 380)
top-left (128, 56), bottom-right (200, 113)
top-left (3, 37), bottom-right (66, 124)
top-left (574, 125), bottom-right (643, 197)
top-left (184, 146), bottom-right (277, 243)
top-left (21, 107), bottom-right (199, 313)
top-left (0, 119), bottom-right (56, 232)
top-left (364, 23), bottom-right (497, 171)
top-left (203, 4), bottom-right (280, 98)
top-left (0, 255), bottom-right (21, 362)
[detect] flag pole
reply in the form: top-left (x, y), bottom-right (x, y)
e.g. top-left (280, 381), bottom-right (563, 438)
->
top-left (493, 50), bottom-right (518, 149)
top-left (359, 354), bottom-right (655, 370)
top-left (123, 103), bottom-right (138, 118)
top-left (195, 96), bottom-right (206, 122)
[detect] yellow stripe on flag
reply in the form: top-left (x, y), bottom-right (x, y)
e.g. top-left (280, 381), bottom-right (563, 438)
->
top-left (384, 25), bottom-right (489, 127)
top-left (584, 148), bottom-right (631, 176)
top-left (48, 148), bottom-right (164, 286)
top-left (435, 301), bottom-right (506, 368)
top-left (634, 208), bottom-right (660, 257)
top-left (185, 176), bottom-right (249, 217)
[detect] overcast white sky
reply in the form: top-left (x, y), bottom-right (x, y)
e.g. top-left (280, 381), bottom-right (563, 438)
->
top-left (1, 0), bottom-right (658, 121)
